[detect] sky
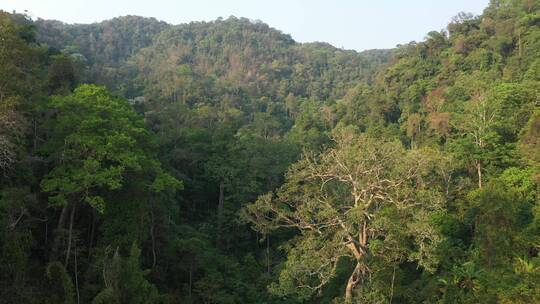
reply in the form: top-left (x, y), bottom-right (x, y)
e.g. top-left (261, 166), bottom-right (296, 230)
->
top-left (1, 0), bottom-right (489, 51)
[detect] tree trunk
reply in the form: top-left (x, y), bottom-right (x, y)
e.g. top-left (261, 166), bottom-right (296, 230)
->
top-left (266, 235), bottom-right (271, 273)
top-left (345, 262), bottom-right (362, 303)
top-left (518, 32), bottom-right (522, 58)
top-left (51, 204), bottom-right (69, 261)
top-left (45, 221), bottom-right (48, 245)
top-left (390, 265), bottom-right (396, 303)
top-left (476, 160), bottom-right (482, 189)
top-left (74, 244), bottom-right (80, 304)
top-left (150, 199), bottom-right (157, 268)
top-left (56, 204), bottom-right (68, 231)
top-left (216, 181), bottom-right (225, 249)
top-left (188, 265), bottom-right (192, 299)
top-left (64, 202), bottom-right (76, 266)
top-left (88, 209), bottom-right (95, 258)
top-left (33, 119), bottom-right (38, 152)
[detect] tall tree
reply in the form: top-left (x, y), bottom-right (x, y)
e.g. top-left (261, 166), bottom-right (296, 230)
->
top-left (41, 85), bottom-right (180, 265)
top-left (0, 12), bottom-right (39, 173)
top-left (452, 93), bottom-right (500, 189)
top-left (242, 128), bottom-right (450, 302)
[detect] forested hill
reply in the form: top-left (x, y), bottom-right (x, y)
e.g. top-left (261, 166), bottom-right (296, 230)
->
top-left (34, 16), bottom-right (169, 65)
top-left (1, 0), bottom-right (539, 303)
top-left (34, 16), bottom-right (392, 101)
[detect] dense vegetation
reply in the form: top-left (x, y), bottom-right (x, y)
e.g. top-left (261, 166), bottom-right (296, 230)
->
top-left (0, 0), bottom-right (539, 303)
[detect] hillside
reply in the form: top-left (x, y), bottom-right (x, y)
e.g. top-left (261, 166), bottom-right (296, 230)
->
top-left (34, 16), bottom-right (391, 101)
top-left (0, 1), bottom-right (539, 303)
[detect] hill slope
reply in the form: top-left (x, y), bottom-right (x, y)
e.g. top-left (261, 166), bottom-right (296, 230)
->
top-left (0, 1), bottom-right (539, 303)
top-left (34, 16), bottom-right (392, 101)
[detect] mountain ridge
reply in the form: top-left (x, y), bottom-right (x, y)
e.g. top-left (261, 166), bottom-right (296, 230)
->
top-left (33, 15), bottom-right (393, 100)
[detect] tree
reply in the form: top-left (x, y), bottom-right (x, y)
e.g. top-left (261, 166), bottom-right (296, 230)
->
top-left (406, 113), bottom-right (423, 149)
top-left (92, 244), bottom-right (159, 304)
top-left (0, 2), bottom-right (538, 301)
top-left (46, 262), bottom-right (75, 304)
top-left (47, 54), bottom-right (76, 94)
top-left (242, 128), bottom-right (449, 302)
top-left (0, 11), bottom-right (39, 172)
top-left (452, 93), bottom-right (500, 189)
top-left (519, 109), bottom-right (540, 168)
top-left (41, 85), bottom-right (180, 265)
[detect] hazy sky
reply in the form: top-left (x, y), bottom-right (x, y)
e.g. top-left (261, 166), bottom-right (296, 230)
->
top-left (1, 0), bottom-right (489, 51)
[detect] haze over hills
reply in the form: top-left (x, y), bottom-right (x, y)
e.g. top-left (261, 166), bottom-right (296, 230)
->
top-left (34, 16), bottom-right (392, 101)
top-left (0, 0), bottom-right (539, 303)
top-left (2, 0), bottom-right (490, 50)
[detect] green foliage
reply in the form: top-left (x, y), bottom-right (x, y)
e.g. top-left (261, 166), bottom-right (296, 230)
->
top-left (0, 2), bottom-right (538, 303)
top-left (40, 84), bottom-right (180, 212)
top-left (0, 11), bottom-right (42, 173)
top-left (243, 130), bottom-right (449, 301)
top-left (48, 54), bottom-right (76, 94)
top-left (46, 262), bottom-right (75, 304)
top-left (92, 244), bottom-right (159, 304)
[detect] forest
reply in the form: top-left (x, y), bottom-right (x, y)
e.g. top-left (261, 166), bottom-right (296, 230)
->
top-left (0, 0), bottom-right (539, 303)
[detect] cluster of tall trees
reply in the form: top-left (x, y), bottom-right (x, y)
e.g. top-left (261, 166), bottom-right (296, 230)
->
top-left (0, 0), bottom-right (539, 303)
